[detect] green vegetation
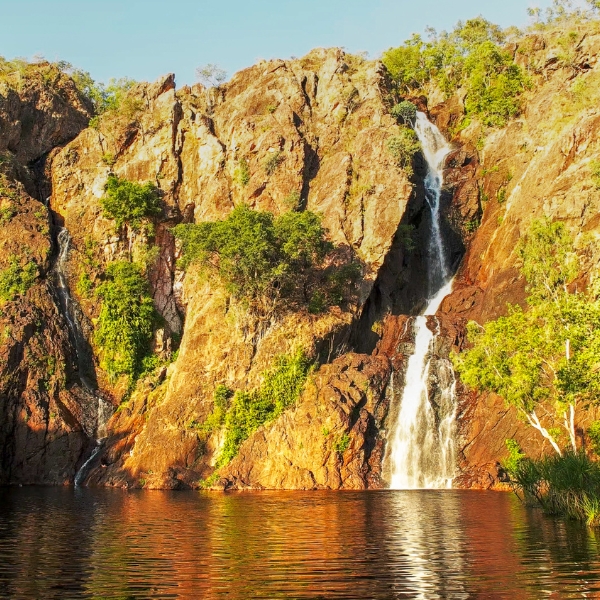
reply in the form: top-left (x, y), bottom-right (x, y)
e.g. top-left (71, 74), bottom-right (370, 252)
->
top-left (590, 160), bottom-right (600, 189)
top-left (173, 204), bottom-right (339, 312)
top-left (264, 151), bottom-right (284, 176)
top-left (210, 349), bottom-right (312, 467)
top-left (454, 219), bottom-right (600, 455)
top-left (386, 129), bottom-right (421, 176)
top-left (95, 261), bottom-right (157, 382)
top-left (382, 17), bottom-right (529, 127)
top-left (100, 175), bottom-right (162, 231)
top-left (504, 445), bottom-right (600, 527)
top-left (0, 256), bottom-right (37, 304)
top-left (234, 157), bottom-right (250, 186)
top-left (334, 433), bottom-right (351, 453)
top-left (390, 101), bottom-right (417, 125)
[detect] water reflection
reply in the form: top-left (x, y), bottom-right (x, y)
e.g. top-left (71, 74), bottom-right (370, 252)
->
top-left (0, 488), bottom-right (599, 599)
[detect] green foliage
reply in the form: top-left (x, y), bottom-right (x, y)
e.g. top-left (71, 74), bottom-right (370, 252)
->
top-left (382, 17), bottom-right (527, 127)
top-left (390, 101), bottom-right (417, 125)
top-left (588, 422), bottom-right (600, 455)
top-left (386, 129), bottom-right (421, 176)
top-left (76, 271), bottom-right (94, 298)
top-left (503, 439), bottom-right (526, 477)
top-left (509, 451), bottom-right (600, 526)
top-left (217, 349), bottom-right (312, 467)
top-left (0, 256), bottom-right (37, 304)
top-left (173, 204), bottom-right (331, 306)
top-left (463, 41), bottom-right (530, 127)
top-left (191, 385), bottom-right (232, 434)
top-left (100, 175), bottom-right (162, 231)
top-left (264, 151), bottom-right (284, 176)
top-left (95, 261), bottom-right (157, 381)
top-left (234, 157), bottom-right (250, 186)
top-left (0, 204), bottom-right (16, 225)
top-left (334, 433), bottom-right (351, 453)
top-left (454, 219), bottom-right (600, 450)
top-left (464, 218), bottom-right (480, 233)
top-left (397, 224), bottom-right (417, 251)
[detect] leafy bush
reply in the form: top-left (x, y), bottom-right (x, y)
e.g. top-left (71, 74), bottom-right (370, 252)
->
top-left (100, 175), bottom-right (162, 231)
top-left (173, 204), bottom-right (331, 306)
top-left (391, 101), bottom-right (417, 125)
top-left (382, 17), bottom-right (528, 127)
top-left (0, 256), bottom-right (37, 304)
top-left (463, 41), bottom-right (529, 127)
top-left (387, 129), bottom-right (421, 175)
top-left (95, 261), bottom-right (157, 381)
top-left (216, 349), bottom-right (312, 467)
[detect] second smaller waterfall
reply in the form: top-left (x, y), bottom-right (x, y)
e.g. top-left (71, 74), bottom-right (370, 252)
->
top-left (54, 228), bottom-right (113, 442)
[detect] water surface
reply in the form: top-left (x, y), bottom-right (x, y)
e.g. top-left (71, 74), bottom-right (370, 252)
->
top-left (0, 488), bottom-right (599, 599)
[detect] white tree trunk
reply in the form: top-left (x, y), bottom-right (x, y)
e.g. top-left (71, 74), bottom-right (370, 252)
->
top-left (526, 410), bottom-right (563, 456)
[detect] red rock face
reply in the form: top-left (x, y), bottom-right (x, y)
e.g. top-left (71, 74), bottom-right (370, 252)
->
top-left (6, 26), bottom-right (600, 489)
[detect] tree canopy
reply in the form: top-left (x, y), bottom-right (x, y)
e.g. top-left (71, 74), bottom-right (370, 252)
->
top-left (454, 219), bottom-right (600, 453)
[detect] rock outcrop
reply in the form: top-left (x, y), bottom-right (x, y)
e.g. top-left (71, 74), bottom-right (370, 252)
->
top-left (0, 63), bottom-right (93, 484)
top-left (4, 24), bottom-right (600, 490)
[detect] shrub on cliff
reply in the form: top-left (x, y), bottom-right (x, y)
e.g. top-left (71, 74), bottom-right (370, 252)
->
top-left (100, 175), bottom-right (162, 232)
top-left (454, 219), bottom-right (600, 455)
top-left (95, 261), bottom-right (157, 381)
top-left (173, 205), bottom-right (344, 313)
top-left (0, 256), bottom-right (37, 305)
top-left (386, 129), bottom-right (421, 176)
top-left (214, 348), bottom-right (312, 467)
top-left (382, 17), bottom-right (528, 126)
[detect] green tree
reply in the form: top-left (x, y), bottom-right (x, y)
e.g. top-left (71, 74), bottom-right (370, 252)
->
top-left (95, 261), bottom-right (157, 381)
top-left (173, 205), bottom-right (331, 311)
top-left (382, 17), bottom-right (527, 126)
top-left (100, 175), bottom-right (162, 231)
top-left (454, 219), bottom-right (600, 454)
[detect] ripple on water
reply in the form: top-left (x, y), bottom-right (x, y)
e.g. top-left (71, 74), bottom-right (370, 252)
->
top-left (0, 488), bottom-right (599, 599)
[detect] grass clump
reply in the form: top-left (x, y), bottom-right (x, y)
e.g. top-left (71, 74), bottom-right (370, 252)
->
top-left (0, 256), bottom-right (37, 304)
top-left (216, 349), bottom-right (312, 467)
top-left (95, 261), bottom-right (157, 382)
top-left (505, 449), bottom-right (600, 527)
top-left (100, 175), bottom-right (161, 231)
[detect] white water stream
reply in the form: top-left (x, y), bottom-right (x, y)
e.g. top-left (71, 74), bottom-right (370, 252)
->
top-left (388, 112), bottom-right (458, 490)
top-left (54, 228), bottom-right (113, 484)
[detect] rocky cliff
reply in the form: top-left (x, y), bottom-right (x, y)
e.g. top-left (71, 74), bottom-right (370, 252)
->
top-left (3, 23), bottom-right (600, 490)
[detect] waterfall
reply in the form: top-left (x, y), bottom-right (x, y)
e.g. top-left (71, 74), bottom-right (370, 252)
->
top-left (53, 228), bottom-right (113, 482)
top-left (387, 112), bottom-right (458, 490)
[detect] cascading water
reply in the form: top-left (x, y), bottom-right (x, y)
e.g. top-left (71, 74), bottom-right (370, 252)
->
top-left (53, 228), bottom-right (113, 482)
top-left (388, 112), bottom-right (458, 490)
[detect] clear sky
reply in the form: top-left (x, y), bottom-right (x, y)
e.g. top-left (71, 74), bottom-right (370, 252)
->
top-left (3, 0), bottom-right (552, 86)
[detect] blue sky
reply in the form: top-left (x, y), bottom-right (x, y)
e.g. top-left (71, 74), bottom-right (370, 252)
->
top-left (3, 0), bottom-right (552, 86)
